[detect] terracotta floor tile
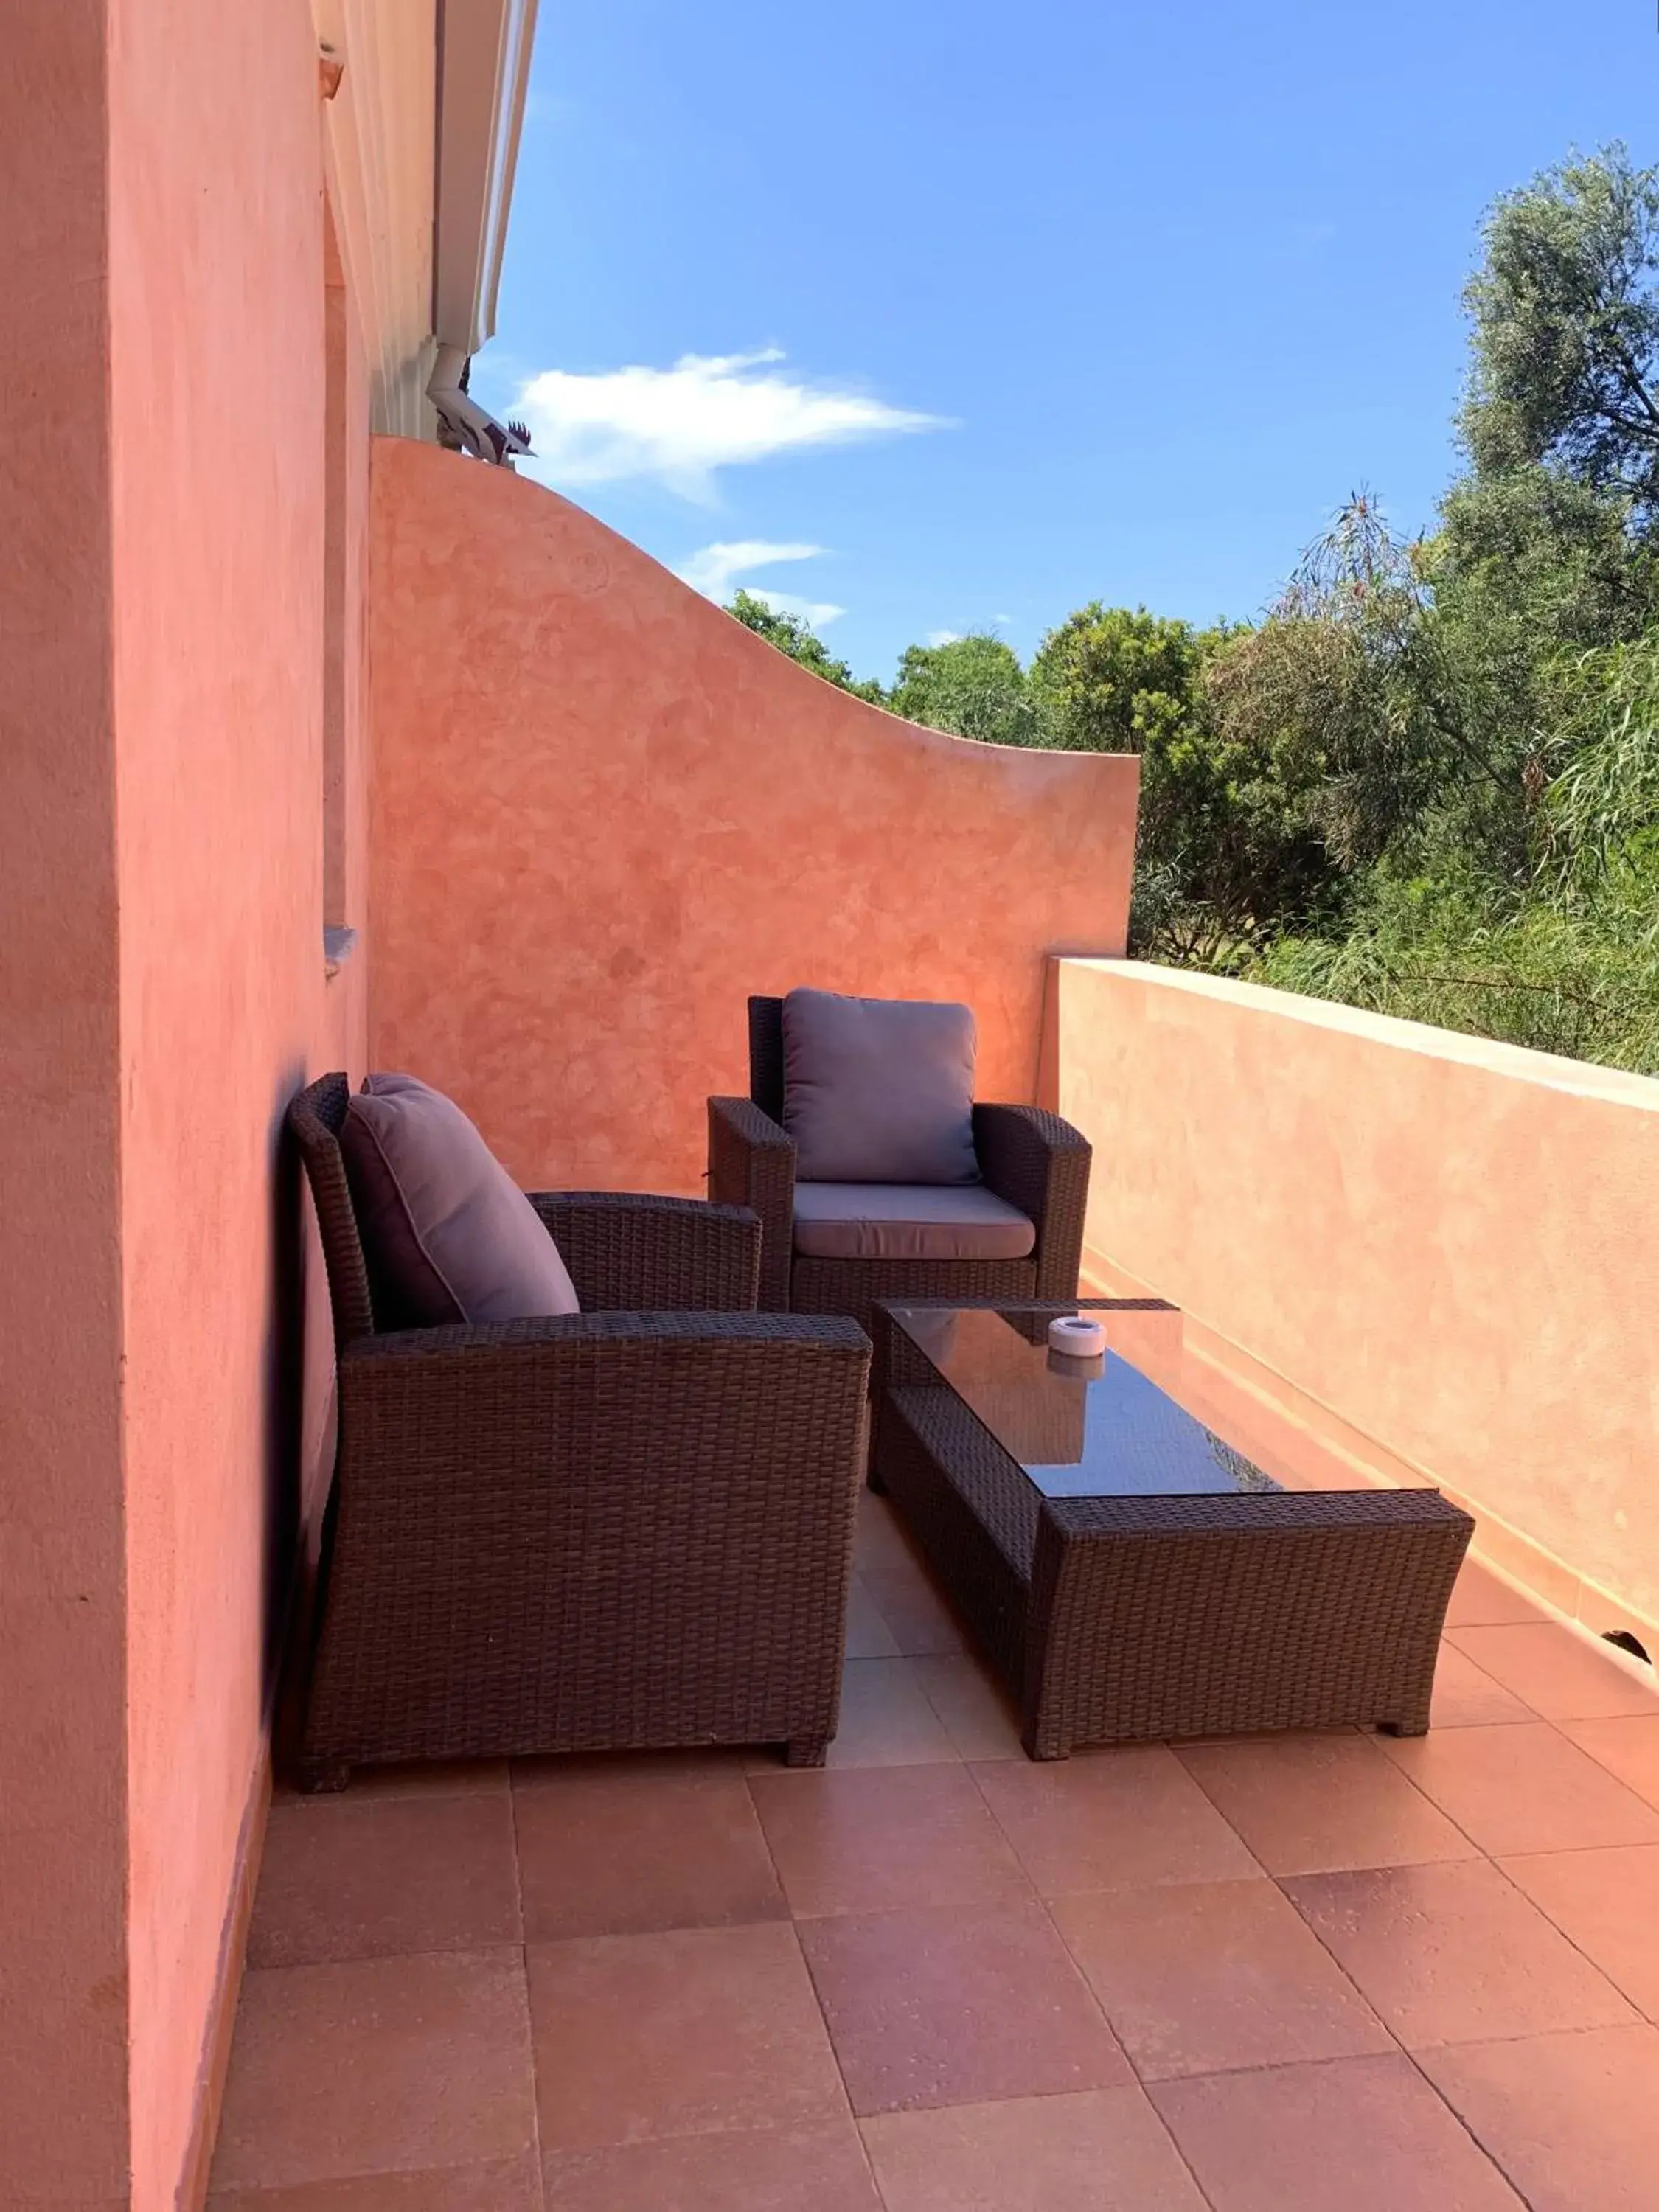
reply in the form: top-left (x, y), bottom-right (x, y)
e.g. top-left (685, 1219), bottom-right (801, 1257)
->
top-left (818, 1658), bottom-right (961, 1769)
top-left (512, 1745), bottom-right (751, 1787)
top-left (749, 1764), bottom-right (1031, 1918)
top-left (1053, 1877), bottom-right (1392, 2080)
top-left (1176, 1733), bottom-right (1478, 1874)
top-left (208, 2152), bottom-right (542, 2209)
top-left (799, 1900), bottom-right (1130, 2115)
top-left (209, 1950), bottom-right (535, 2194)
top-left (1430, 1644), bottom-right (1535, 1729)
top-left (1443, 1559), bottom-right (1548, 1629)
top-left (855, 1554), bottom-right (968, 1658)
top-left (1150, 2053), bottom-right (1525, 2211)
top-left (973, 1745), bottom-right (1259, 1895)
top-left (1283, 1857), bottom-right (1636, 2047)
top-left (274, 1759), bottom-right (509, 1806)
top-left (1447, 1621), bottom-right (1659, 1720)
top-left (860, 2087), bottom-right (1209, 2210)
top-left (527, 1921), bottom-right (844, 2153)
top-left (853, 1488), bottom-right (921, 1575)
top-left (845, 1574), bottom-right (900, 1660)
top-left (1422, 2023), bottom-right (1659, 2212)
top-left (911, 1653), bottom-right (1026, 1761)
top-left (514, 1766), bottom-right (785, 1939)
top-left (1500, 1843), bottom-right (1659, 2019)
top-left (543, 2121), bottom-right (883, 2209)
top-left (1559, 1713), bottom-right (1659, 1809)
top-left (1376, 1721), bottom-right (1659, 1855)
top-left (247, 1795), bottom-right (521, 1969)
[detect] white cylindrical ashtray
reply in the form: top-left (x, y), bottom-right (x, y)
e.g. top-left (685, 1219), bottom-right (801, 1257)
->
top-left (1048, 1314), bottom-right (1107, 1359)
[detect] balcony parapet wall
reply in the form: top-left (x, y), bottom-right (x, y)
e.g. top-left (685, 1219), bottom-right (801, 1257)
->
top-left (1054, 956), bottom-right (1659, 1644)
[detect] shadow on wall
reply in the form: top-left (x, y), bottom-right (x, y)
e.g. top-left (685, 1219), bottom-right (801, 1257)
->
top-left (366, 439), bottom-right (1141, 1195)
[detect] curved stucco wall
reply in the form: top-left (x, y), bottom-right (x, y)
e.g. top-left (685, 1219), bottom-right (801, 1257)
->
top-left (1056, 957), bottom-right (1659, 1641)
top-left (368, 439), bottom-right (1138, 1192)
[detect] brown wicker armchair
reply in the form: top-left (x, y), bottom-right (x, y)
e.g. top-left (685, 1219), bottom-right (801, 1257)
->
top-left (287, 1072), bottom-right (870, 1788)
top-left (708, 996), bottom-right (1093, 1333)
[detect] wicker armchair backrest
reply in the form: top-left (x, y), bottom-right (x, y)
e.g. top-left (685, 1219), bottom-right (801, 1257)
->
top-left (287, 1072), bottom-right (377, 1349)
top-left (748, 996), bottom-right (786, 1122)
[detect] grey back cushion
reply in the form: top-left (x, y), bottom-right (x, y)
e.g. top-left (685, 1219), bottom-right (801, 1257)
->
top-left (341, 1072), bottom-right (580, 1326)
top-left (782, 988), bottom-right (981, 1185)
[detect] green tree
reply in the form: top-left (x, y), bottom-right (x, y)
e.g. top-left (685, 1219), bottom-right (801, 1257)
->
top-left (888, 633), bottom-right (1035, 745)
top-left (1414, 466), bottom-right (1654, 884)
top-left (1139, 496), bottom-right (1438, 962)
top-left (726, 589), bottom-right (886, 703)
top-left (1542, 635), bottom-right (1659, 896)
top-left (1461, 145), bottom-right (1659, 522)
top-left (1027, 604), bottom-right (1204, 754)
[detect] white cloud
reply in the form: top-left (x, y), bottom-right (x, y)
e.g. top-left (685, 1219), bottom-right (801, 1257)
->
top-left (675, 540), bottom-right (844, 627)
top-left (676, 540), bottom-right (824, 598)
top-left (926, 629), bottom-right (963, 647)
top-left (515, 348), bottom-right (947, 501)
top-left (750, 589), bottom-right (845, 629)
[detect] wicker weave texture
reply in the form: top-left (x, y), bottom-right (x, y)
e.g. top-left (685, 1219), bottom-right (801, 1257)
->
top-left (792, 1256), bottom-right (1040, 1338)
top-left (707, 1095), bottom-right (795, 1311)
top-left (289, 1071), bottom-right (376, 1346)
top-left (871, 1304), bottom-right (1473, 1759)
top-left (532, 1189), bottom-right (760, 1311)
top-left (286, 1074), bottom-right (871, 1788)
top-left (303, 1315), bottom-right (870, 1781)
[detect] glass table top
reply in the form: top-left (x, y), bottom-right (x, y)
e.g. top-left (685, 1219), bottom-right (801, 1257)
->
top-left (891, 1304), bottom-right (1430, 1500)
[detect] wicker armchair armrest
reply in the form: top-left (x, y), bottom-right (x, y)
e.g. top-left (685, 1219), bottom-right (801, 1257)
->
top-left (707, 1095), bottom-right (796, 1310)
top-left (972, 1103), bottom-right (1093, 1301)
top-left (341, 1307), bottom-right (864, 1367)
top-left (528, 1190), bottom-right (759, 1312)
top-left (336, 1309), bottom-right (870, 1474)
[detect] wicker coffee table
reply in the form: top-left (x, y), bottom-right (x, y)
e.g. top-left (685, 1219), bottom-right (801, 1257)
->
top-left (871, 1301), bottom-right (1474, 1760)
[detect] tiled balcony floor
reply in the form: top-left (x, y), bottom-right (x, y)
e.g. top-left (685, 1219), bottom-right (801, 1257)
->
top-left (211, 1490), bottom-right (1659, 2210)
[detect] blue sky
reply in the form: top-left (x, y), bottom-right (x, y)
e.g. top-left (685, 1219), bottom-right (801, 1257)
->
top-left (481, 0), bottom-right (1658, 686)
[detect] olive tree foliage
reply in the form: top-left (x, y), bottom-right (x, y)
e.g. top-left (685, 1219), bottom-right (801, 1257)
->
top-left (1461, 145), bottom-right (1659, 523)
top-left (1414, 467), bottom-right (1655, 885)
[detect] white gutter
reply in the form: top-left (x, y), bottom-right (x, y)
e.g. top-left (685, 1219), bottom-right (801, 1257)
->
top-left (431, 0), bottom-right (540, 355)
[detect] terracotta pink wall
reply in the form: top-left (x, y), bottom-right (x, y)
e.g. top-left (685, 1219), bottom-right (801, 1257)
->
top-left (111, 5), bottom-right (373, 2201)
top-left (3, 2), bottom-right (372, 2202)
top-left (369, 440), bottom-right (1138, 1193)
top-left (0, 6), bottom-right (132, 2199)
top-left (1054, 958), bottom-right (1659, 1638)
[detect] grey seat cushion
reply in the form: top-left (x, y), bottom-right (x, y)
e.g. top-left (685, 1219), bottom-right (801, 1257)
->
top-left (782, 987), bottom-right (979, 1185)
top-left (792, 1182), bottom-right (1035, 1262)
top-left (341, 1071), bottom-right (580, 1326)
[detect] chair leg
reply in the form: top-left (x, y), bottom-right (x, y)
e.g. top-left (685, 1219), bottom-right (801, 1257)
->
top-left (1022, 1717), bottom-right (1071, 1761)
top-left (785, 1733), bottom-right (830, 1768)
